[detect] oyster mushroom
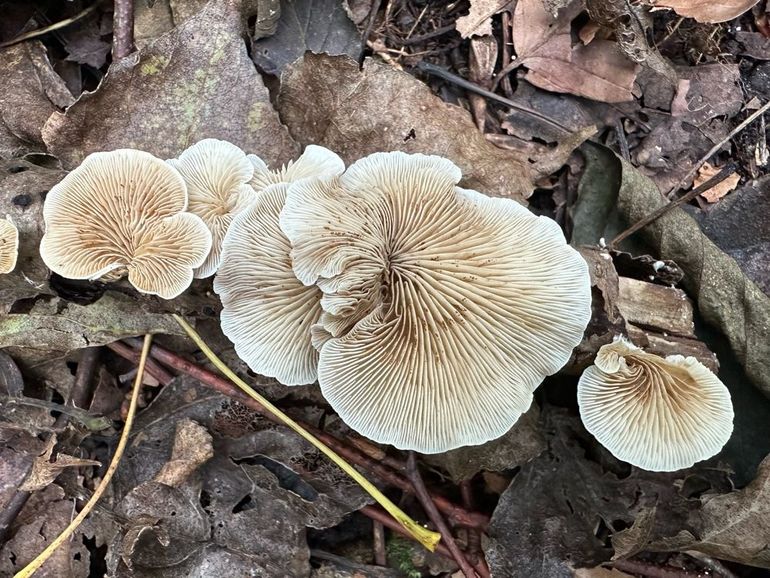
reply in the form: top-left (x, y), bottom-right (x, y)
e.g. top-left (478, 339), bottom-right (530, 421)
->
top-left (167, 139), bottom-right (257, 278)
top-left (40, 149), bottom-right (211, 299)
top-left (0, 216), bottom-right (19, 274)
top-left (578, 337), bottom-right (734, 471)
top-left (280, 151), bottom-right (591, 453)
top-left (248, 144), bottom-right (344, 192)
top-left (214, 183), bottom-right (323, 386)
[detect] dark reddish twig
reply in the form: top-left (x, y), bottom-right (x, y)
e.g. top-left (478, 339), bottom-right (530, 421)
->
top-left (112, 0), bottom-right (134, 59)
top-left (105, 341), bottom-right (174, 386)
top-left (372, 519), bottom-right (386, 566)
top-left (608, 163), bottom-right (737, 248)
top-left (116, 338), bottom-right (489, 530)
top-left (72, 347), bottom-right (100, 410)
top-left (407, 453), bottom-right (478, 578)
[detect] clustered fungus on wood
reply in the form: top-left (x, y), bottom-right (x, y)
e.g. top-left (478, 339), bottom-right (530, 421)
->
top-left (23, 140), bottom-right (735, 469)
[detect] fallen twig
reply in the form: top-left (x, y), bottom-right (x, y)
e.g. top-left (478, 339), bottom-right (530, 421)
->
top-left (612, 559), bottom-right (709, 578)
top-left (608, 162), bottom-right (737, 248)
top-left (112, 0), bottom-right (134, 60)
top-left (0, 2), bottom-right (101, 49)
top-left (415, 61), bottom-right (573, 134)
top-left (665, 100), bottom-right (770, 199)
top-left (14, 334), bottom-right (153, 578)
top-left (114, 336), bottom-right (489, 530)
top-left (407, 452), bottom-right (478, 578)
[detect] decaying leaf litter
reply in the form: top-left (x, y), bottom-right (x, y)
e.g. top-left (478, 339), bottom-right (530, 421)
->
top-left (1, 0), bottom-right (770, 576)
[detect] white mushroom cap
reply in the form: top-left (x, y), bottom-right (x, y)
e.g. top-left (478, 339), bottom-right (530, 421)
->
top-left (40, 149), bottom-right (212, 299)
top-left (248, 144), bottom-right (345, 192)
top-left (167, 139), bottom-right (257, 278)
top-left (0, 216), bottom-right (19, 274)
top-left (280, 151), bottom-right (592, 454)
top-left (578, 337), bottom-right (734, 472)
top-left (214, 183), bottom-right (322, 386)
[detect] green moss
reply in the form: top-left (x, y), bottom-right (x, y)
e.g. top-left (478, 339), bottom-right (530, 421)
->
top-left (386, 537), bottom-right (422, 578)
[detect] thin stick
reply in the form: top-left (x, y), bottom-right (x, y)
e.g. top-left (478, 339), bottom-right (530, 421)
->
top-left (171, 315), bottom-right (440, 551)
top-left (72, 347), bottom-right (100, 410)
top-left (14, 334), bottom-right (153, 578)
top-left (359, 0), bottom-right (383, 66)
top-left (608, 163), bottom-right (737, 248)
top-left (373, 519), bottom-right (387, 565)
top-left (112, 0), bottom-right (134, 59)
top-left (684, 551), bottom-right (738, 578)
top-left (0, 2), bottom-right (101, 49)
top-left (116, 337), bottom-right (488, 529)
top-left (665, 100), bottom-right (770, 199)
top-left (612, 559), bottom-right (706, 578)
top-left (414, 61), bottom-right (573, 134)
top-left (406, 453), bottom-right (478, 578)
top-left (106, 341), bottom-right (174, 385)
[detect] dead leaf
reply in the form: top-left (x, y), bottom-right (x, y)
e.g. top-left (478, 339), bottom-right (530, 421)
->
top-left (456, 0), bottom-right (509, 38)
top-left (19, 435), bottom-right (100, 492)
top-left (278, 53), bottom-right (532, 200)
top-left (251, 0), bottom-right (362, 75)
top-left (0, 485), bottom-right (91, 577)
top-left (153, 419), bottom-right (214, 487)
top-left (511, 0), bottom-right (639, 103)
top-left (0, 41), bottom-right (73, 156)
top-left (484, 410), bottom-right (703, 577)
top-left (649, 0), bottom-right (760, 24)
top-left (574, 568), bottom-right (634, 578)
top-left (688, 175), bottom-right (770, 296)
top-left (693, 162), bottom-right (740, 203)
top-left (423, 405), bottom-right (545, 482)
top-left (42, 0), bottom-right (298, 169)
top-left (0, 158), bottom-right (66, 311)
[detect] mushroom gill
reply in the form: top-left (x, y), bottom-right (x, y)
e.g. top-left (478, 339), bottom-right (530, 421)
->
top-left (280, 151), bottom-right (592, 453)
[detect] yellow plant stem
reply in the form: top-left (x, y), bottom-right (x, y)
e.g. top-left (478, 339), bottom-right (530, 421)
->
top-left (15, 334), bottom-right (154, 578)
top-left (172, 314), bottom-right (441, 552)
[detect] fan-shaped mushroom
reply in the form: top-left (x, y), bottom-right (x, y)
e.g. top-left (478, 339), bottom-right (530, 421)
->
top-left (167, 139), bottom-right (257, 278)
top-left (578, 337), bottom-right (734, 471)
top-left (248, 145), bottom-right (344, 192)
top-left (0, 216), bottom-right (19, 274)
top-left (280, 151), bottom-right (591, 453)
top-left (214, 183), bottom-right (323, 385)
top-left (40, 149), bottom-right (212, 299)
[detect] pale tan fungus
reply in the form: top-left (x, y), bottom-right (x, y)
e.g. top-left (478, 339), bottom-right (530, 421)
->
top-left (578, 337), bottom-right (734, 471)
top-left (40, 149), bottom-right (211, 299)
top-left (280, 151), bottom-right (592, 454)
top-left (214, 183), bottom-right (323, 386)
top-left (248, 144), bottom-right (344, 192)
top-left (0, 216), bottom-right (19, 274)
top-left (167, 138), bottom-right (257, 278)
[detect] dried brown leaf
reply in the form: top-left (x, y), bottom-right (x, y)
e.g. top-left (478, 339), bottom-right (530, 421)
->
top-left (512, 0), bottom-right (639, 102)
top-left (278, 53), bottom-right (532, 200)
top-left (19, 435), bottom-right (100, 492)
top-left (42, 0), bottom-right (298, 169)
top-left (456, 0), bottom-right (510, 38)
top-left (694, 162), bottom-right (740, 203)
top-left (152, 419), bottom-right (214, 487)
top-left (649, 0), bottom-right (760, 24)
top-left (0, 41), bottom-right (73, 156)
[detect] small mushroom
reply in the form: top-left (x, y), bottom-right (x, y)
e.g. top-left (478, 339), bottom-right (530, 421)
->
top-left (0, 216), bottom-right (19, 274)
top-left (214, 183), bottom-right (322, 385)
top-left (167, 139), bottom-right (257, 278)
top-left (248, 145), bottom-right (344, 192)
top-left (280, 151), bottom-right (592, 453)
top-left (40, 149), bottom-right (212, 299)
top-left (578, 337), bottom-right (734, 472)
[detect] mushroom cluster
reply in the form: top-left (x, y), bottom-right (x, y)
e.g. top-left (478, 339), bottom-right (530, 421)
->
top-left (216, 150), bottom-right (592, 453)
top-left (578, 337), bottom-right (733, 472)
top-left (40, 141), bottom-right (732, 465)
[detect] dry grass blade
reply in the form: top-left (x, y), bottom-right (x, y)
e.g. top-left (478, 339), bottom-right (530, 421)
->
top-left (14, 334), bottom-right (154, 578)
